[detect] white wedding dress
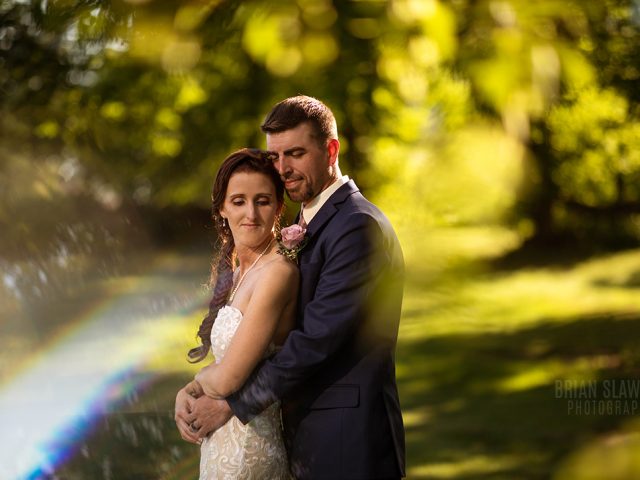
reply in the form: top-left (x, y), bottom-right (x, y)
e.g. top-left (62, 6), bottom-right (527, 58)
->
top-left (199, 305), bottom-right (291, 480)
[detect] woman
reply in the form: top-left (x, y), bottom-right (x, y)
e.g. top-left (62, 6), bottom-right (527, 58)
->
top-left (179, 148), bottom-right (298, 479)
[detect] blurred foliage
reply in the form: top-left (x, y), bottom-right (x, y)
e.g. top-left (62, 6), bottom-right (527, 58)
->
top-left (1, 0), bottom-right (639, 249)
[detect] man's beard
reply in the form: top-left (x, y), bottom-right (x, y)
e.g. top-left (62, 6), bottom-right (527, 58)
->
top-left (286, 181), bottom-right (315, 203)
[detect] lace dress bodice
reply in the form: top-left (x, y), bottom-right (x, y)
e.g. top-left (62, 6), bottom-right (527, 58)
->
top-left (199, 306), bottom-right (290, 480)
top-left (210, 305), bottom-right (279, 361)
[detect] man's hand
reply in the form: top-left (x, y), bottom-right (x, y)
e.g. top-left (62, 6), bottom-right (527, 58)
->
top-left (174, 384), bottom-right (202, 444)
top-left (185, 379), bottom-right (204, 398)
top-left (186, 395), bottom-right (233, 439)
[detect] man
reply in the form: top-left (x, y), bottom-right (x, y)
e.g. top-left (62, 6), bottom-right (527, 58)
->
top-left (176, 95), bottom-right (405, 479)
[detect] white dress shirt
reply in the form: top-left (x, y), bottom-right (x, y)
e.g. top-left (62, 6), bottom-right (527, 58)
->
top-left (301, 175), bottom-right (350, 224)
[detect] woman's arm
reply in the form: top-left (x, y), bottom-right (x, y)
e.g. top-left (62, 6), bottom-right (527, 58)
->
top-left (195, 364), bottom-right (223, 398)
top-left (195, 259), bottom-right (298, 398)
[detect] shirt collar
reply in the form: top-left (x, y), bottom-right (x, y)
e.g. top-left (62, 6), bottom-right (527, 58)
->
top-left (302, 175), bottom-right (350, 224)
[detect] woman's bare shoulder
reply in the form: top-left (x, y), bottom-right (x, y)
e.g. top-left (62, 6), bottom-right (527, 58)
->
top-left (250, 255), bottom-right (299, 302)
top-left (262, 254), bottom-right (299, 281)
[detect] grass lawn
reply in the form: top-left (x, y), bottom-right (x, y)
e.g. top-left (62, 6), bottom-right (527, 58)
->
top-left (14, 226), bottom-right (639, 479)
top-left (398, 226), bottom-right (640, 479)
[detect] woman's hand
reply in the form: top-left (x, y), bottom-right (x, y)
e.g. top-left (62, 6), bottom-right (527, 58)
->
top-left (174, 384), bottom-right (202, 444)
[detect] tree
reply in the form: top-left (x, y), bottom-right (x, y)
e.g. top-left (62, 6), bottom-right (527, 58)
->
top-left (1, 0), bottom-right (639, 252)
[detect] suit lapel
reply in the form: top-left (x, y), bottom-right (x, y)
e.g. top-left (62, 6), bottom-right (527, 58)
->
top-left (305, 180), bottom-right (359, 237)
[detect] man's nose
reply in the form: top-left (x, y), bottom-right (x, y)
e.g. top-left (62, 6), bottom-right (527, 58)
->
top-left (274, 156), bottom-right (290, 176)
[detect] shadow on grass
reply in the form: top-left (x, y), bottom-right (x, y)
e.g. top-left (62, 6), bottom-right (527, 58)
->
top-left (43, 314), bottom-right (640, 479)
top-left (592, 270), bottom-right (640, 289)
top-left (399, 312), bottom-right (640, 479)
top-left (33, 239), bottom-right (640, 480)
top-left (487, 239), bottom-right (624, 272)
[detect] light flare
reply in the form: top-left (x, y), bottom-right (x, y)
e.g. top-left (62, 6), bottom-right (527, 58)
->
top-left (0, 252), bottom-right (208, 479)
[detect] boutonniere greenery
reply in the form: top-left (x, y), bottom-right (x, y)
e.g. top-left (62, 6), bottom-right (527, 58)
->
top-left (277, 224), bottom-right (308, 262)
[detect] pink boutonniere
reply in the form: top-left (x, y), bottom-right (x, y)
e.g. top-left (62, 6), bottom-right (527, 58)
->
top-left (277, 224), bottom-right (308, 262)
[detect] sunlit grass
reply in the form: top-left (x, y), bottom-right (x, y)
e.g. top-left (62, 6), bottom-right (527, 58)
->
top-left (396, 226), bottom-right (640, 479)
top-left (554, 425), bottom-right (640, 480)
top-left (410, 452), bottom-right (546, 479)
top-left (400, 227), bottom-right (640, 340)
top-left (5, 223), bottom-right (638, 478)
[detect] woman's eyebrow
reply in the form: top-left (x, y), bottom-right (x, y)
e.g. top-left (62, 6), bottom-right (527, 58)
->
top-left (228, 192), bottom-right (274, 198)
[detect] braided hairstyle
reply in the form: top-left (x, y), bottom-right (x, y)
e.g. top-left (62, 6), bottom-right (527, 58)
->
top-left (188, 148), bottom-right (284, 362)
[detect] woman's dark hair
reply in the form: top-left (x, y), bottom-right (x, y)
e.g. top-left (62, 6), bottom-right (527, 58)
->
top-left (188, 148), bottom-right (284, 362)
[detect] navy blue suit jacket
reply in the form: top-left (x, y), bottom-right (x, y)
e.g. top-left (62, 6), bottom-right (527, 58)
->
top-left (228, 180), bottom-right (405, 479)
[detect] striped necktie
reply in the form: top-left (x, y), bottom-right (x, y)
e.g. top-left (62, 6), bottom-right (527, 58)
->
top-left (298, 210), bottom-right (307, 228)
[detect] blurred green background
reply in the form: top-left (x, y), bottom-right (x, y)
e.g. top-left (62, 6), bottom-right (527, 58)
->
top-left (1, 0), bottom-right (640, 478)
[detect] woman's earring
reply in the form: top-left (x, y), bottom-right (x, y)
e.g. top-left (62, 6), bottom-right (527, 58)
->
top-left (222, 218), bottom-right (229, 229)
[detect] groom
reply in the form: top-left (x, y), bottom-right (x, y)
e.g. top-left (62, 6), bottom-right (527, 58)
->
top-left (177, 95), bottom-right (405, 479)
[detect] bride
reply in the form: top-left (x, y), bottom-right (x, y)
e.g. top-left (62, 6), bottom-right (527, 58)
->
top-left (175, 148), bottom-right (298, 479)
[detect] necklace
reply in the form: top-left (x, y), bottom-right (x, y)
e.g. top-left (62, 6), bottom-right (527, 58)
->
top-left (228, 238), bottom-right (274, 303)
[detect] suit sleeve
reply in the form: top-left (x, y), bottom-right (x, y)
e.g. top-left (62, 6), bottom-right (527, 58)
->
top-left (227, 212), bottom-right (391, 423)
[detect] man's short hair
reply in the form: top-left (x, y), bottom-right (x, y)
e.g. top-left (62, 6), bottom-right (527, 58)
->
top-left (261, 95), bottom-right (338, 146)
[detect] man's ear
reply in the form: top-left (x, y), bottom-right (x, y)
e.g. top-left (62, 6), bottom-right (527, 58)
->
top-left (327, 138), bottom-right (340, 166)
